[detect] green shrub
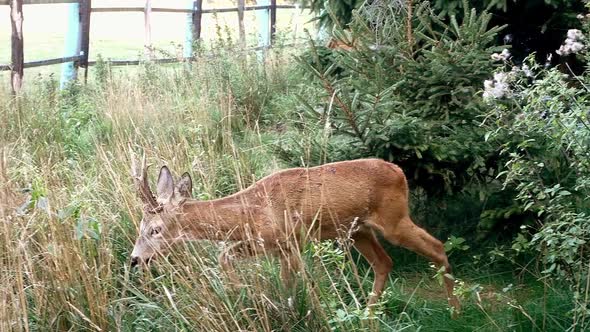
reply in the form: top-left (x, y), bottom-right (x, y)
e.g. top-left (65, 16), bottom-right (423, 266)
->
top-left (483, 48), bottom-right (590, 327)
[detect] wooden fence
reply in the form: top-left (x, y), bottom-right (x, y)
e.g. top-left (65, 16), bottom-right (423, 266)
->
top-left (1, 0), bottom-right (304, 93)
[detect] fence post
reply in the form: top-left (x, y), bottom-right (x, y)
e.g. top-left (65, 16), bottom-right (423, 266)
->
top-left (60, 1), bottom-right (82, 89)
top-left (79, 0), bottom-right (91, 82)
top-left (237, 0), bottom-right (245, 47)
top-left (144, 0), bottom-right (152, 59)
top-left (183, 0), bottom-right (194, 59)
top-left (256, 0), bottom-right (270, 59)
top-left (293, 3), bottom-right (300, 44)
top-left (10, 0), bottom-right (24, 94)
top-left (193, 0), bottom-right (203, 41)
top-left (270, 0), bottom-right (276, 44)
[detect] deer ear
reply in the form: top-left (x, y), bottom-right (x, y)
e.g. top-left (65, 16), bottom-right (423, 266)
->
top-left (156, 166), bottom-right (175, 203)
top-left (176, 172), bottom-right (193, 199)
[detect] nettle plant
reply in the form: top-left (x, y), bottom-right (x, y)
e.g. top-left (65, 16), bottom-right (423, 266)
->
top-left (482, 30), bottom-right (590, 326)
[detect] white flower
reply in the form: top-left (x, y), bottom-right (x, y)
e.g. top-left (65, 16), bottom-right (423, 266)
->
top-left (491, 48), bottom-right (511, 61)
top-left (494, 72), bottom-right (509, 83)
top-left (522, 64), bottom-right (533, 77)
top-left (556, 29), bottom-right (586, 56)
top-left (569, 41), bottom-right (584, 52)
top-left (567, 29), bottom-right (585, 40)
top-left (545, 53), bottom-right (553, 68)
top-left (509, 64), bottom-right (533, 78)
top-left (491, 53), bottom-right (502, 61)
top-left (483, 72), bottom-right (512, 100)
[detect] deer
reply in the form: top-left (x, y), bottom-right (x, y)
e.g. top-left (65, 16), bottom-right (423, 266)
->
top-left (129, 155), bottom-right (461, 313)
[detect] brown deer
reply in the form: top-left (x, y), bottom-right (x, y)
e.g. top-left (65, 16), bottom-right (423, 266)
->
top-left (129, 155), bottom-right (460, 312)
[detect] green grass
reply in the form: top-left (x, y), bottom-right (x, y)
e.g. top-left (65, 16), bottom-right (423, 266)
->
top-left (0, 46), bottom-right (576, 331)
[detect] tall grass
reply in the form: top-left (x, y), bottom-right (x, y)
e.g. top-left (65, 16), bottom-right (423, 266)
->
top-left (0, 48), bottom-right (574, 331)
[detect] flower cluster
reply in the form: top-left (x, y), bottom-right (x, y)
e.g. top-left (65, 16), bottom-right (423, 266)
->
top-left (521, 64), bottom-right (533, 78)
top-left (491, 49), bottom-right (511, 62)
top-left (483, 72), bottom-right (511, 100)
top-left (556, 29), bottom-right (585, 56)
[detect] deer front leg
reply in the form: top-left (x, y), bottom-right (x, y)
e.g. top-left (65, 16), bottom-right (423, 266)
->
top-left (218, 241), bottom-right (252, 286)
top-left (218, 240), bottom-right (278, 286)
top-left (353, 231), bottom-right (393, 306)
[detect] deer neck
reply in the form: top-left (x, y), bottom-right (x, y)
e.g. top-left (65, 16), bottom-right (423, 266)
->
top-left (176, 196), bottom-right (263, 241)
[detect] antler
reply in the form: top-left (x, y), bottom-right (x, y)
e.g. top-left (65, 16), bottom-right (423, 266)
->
top-left (131, 151), bottom-right (160, 212)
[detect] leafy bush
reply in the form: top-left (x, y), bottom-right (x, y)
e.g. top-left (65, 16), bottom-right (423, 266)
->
top-left (483, 45), bottom-right (590, 327)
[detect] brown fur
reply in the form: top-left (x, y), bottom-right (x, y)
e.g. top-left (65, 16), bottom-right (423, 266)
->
top-left (327, 38), bottom-right (357, 51)
top-left (131, 158), bottom-right (460, 312)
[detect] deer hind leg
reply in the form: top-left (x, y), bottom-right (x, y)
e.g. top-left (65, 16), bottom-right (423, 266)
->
top-left (381, 217), bottom-right (461, 313)
top-left (353, 230), bottom-right (393, 306)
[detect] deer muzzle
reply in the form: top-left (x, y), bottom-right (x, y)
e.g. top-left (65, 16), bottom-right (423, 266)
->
top-left (130, 255), bottom-right (153, 267)
top-left (130, 256), bottom-right (139, 267)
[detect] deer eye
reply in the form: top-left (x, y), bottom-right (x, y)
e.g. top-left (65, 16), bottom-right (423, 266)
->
top-left (150, 226), bottom-right (162, 236)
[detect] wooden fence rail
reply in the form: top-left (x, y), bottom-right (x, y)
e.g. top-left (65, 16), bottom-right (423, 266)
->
top-left (1, 0), bottom-right (306, 93)
top-left (0, 0), bottom-right (78, 4)
top-left (90, 4), bottom-right (295, 13)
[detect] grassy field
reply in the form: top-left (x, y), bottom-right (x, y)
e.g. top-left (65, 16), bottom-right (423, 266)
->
top-left (0, 2), bottom-right (581, 330)
top-left (0, 0), bottom-right (315, 88)
top-left (0, 43), bottom-right (575, 331)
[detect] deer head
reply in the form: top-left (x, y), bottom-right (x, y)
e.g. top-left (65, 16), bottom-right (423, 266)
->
top-left (130, 154), bottom-right (193, 267)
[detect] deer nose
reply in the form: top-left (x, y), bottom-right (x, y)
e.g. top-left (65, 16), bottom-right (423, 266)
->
top-left (130, 256), bottom-right (139, 267)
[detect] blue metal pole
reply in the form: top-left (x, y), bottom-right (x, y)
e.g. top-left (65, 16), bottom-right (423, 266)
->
top-left (60, 2), bottom-right (81, 89)
top-left (183, 0), bottom-right (194, 59)
top-left (256, 0), bottom-right (270, 60)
